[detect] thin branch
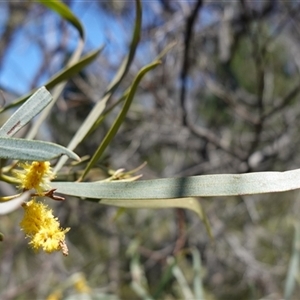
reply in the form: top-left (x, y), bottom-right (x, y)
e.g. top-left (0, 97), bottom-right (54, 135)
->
top-left (205, 77), bottom-right (259, 125)
top-left (263, 84), bottom-right (300, 120)
top-left (186, 120), bottom-right (246, 161)
top-left (180, 0), bottom-right (203, 126)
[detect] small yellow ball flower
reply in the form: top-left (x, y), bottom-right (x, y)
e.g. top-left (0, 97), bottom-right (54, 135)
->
top-left (20, 199), bottom-right (70, 255)
top-left (74, 275), bottom-right (91, 294)
top-left (46, 290), bottom-right (62, 300)
top-left (13, 161), bottom-right (55, 195)
top-left (20, 199), bottom-right (56, 235)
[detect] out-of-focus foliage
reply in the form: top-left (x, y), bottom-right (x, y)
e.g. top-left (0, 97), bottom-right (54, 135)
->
top-left (2, 1), bottom-right (300, 299)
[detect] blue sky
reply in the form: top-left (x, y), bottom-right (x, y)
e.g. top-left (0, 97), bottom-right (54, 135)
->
top-left (0, 1), bottom-right (209, 97)
top-left (0, 2), bottom-right (132, 95)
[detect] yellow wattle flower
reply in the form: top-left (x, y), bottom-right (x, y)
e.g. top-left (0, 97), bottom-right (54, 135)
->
top-left (46, 290), bottom-right (62, 300)
top-left (20, 199), bottom-right (70, 255)
top-left (74, 275), bottom-right (91, 294)
top-left (13, 161), bottom-right (55, 195)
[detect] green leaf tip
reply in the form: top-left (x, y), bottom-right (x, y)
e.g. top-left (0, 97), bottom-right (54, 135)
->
top-left (38, 0), bottom-right (85, 39)
top-left (0, 87), bottom-right (52, 138)
top-left (0, 137), bottom-right (80, 161)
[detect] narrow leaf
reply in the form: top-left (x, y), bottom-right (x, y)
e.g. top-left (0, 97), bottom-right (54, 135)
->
top-left (51, 168), bottom-right (300, 199)
top-left (100, 198), bottom-right (212, 237)
top-left (38, 0), bottom-right (84, 39)
top-left (54, 0), bottom-right (142, 173)
top-left (168, 257), bottom-right (194, 300)
top-left (45, 48), bottom-right (103, 90)
top-left (0, 191), bottom-right (30, 215)
top-left (284, 223), bottom-right (300, 300)
top-left (0, 87), bottom-right (52, 137)
top-left (0, 137), bottom-right (79, 161)
top-left (106, 0), bottom-right (142, 92)
top-left (153, 260), bottom-right (175, 299)
top-left (80, 60), bottom-right (161, 180)
top-left (191, 248), bottom-right (205, 300)
top-left (1, 48), bottom-right (103, 112)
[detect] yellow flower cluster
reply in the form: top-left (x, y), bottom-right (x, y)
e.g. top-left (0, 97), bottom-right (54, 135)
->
top-left (20, 199), bottom-right (70, 255)
top-left (14, 161), bottom-right (54, 195)
top-left (14, 161), bottom-right (70, 255)
top-left (74, 275), bottom-right (91, 294)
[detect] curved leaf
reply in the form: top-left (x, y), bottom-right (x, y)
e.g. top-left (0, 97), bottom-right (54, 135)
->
top-left (54, 0), bottom-right (142, 173)
top-left (45, 48), bottom-right (103, 90)
top-left (38, 0), bottom-right (84, 39)
top-left (106, 0), bottom-right (142, 93)
top-left (0, 87), bottom-right (52, 137)
top-left (1, 48), bottom-right (103, 112)
top-left (80, 60), bottom-right (161, 180)
top-left (99, 198), bottom-right (212, 237)
top-left (0, 137), bottom-right (79, 161)
top-left (52, 168), bottom-right (300, 198)
top-left (0, 191), bottom-right (30, 215)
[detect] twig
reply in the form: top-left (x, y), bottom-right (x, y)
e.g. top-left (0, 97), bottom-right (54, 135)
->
top-left (180, 0), bottom-right (203, 126)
